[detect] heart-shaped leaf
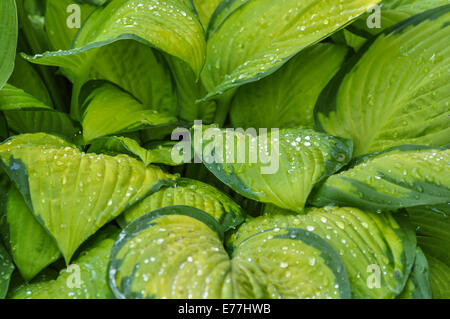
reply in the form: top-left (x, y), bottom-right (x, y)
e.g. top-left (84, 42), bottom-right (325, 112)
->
top-left (0, 133), bottom-right (176, 262)
top-left (197, 126), bottom-right (353, 213)
top-left (109, 206), bottom-right (350, 299)
top-left (316, 6), bottom-right (450, 156)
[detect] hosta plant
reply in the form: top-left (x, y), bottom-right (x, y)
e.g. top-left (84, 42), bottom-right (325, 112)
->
top-left (0, 0), bottom-right (449, 300)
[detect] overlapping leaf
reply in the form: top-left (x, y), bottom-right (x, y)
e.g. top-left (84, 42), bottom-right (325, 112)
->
top-left (201, 0), bottom-right (380, 100)
top-left (1, 185), bottom-right (60, 281)
top-left (230, 206), bottom-right (416, 298)
top-left (88, 136), bottom-right (184, 166)
top-left (196, 126), bottom-right (352, 213)
top-left (0, 84), bottom-right (80, 140)
top-left (311, 146), bottom-right (450, 211)
top-left (0, 133), bottom-right (176, 262)
top-left (230, 43), bottom-right (348, 129)
top-left (24, 0), bottom-right (205, 118)
top-left (81, 83), bottom-right (179, 143)
top-left (120, 178), bottom-right (245, 231)
top-left (109, 206), bottom-right (350, 299)
top-left (9, 226), bottom-right (118, 299)
top-left (316, 6), bottom-right (450, 156)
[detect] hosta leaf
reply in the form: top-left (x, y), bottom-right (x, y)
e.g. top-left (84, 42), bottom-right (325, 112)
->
top-left (88, 136), bottom-right (183, 166)
top-left (45, 0), bottom-right (98, 51)
top-left (232, 228), bottom-right (350, 299)
top-left (408, 204), bottom-right (450, 246)
top-left (109, 206), bottom-right (350, 299)
top-left (0, 241), bottom-right (14, 299)
top-left (0, 0), bottom-right (18, 89)
top-left (230, 206), bottom-right (416, 299)
top-left (193, 0), bottom-right (222, 26)
top-left (351, 0), bottom-right (449, 36)
top-left (9, 226), bottom-right (118, 299)
top-left (1, 185), bottom-right (60, 281)
top-left (426, 255), bottom-right (450, 298)
top-left (201, 0), bottom-right (380, 100)
top-left (8, 54), bottom-right (53, 107)
top-left (166, 56), bottom-right (216, 123)
top-left (16, 0), bottom-right (69, 112)
top-left (0, 133), bottom-right (176, 262)
top-left (408, 204), bottom-right (450, 298)
top-left (316, 6), bottom-right (450, 156)
top-left (109, 207), bottom-right (231, 299)
top-left (197, 127), bottom-right (352, 213)
top-left (398, 247), bottom-right (432, 299)
top-left (16, 0), bottom-right (49, 55)
top-left (230, 43), bottom-right (348, 129)
top-left (81, 83), bottom-right (178, 143)
top-left (311, 146), bottom-right (450, 211)
top-left (81, 42), bottom-right (178, 116)
top-left (120, 178), bottom-right (245, 231)
top-left (24, 0), bottom-right (204, 118)
top-left (0, 84), bottom-right (81, 140)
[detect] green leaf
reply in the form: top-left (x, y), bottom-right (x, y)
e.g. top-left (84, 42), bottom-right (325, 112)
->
top-left (0, 133), bottom-right (176, 262)
top-left (230, 43), bottom-right (348, 129)
top-left (45, 0), bottom-right (98, 51)
top-left (193, 0), bottom-right (222, 26)
top-left (316, 6), bottom-right (450, 156)
top-left (426, 255), bottom-right (450, 298)
top-left (311, 146), bottom-right (450, 211)
top-left (109, 206), bottom-right (350, 299)
top-left (1, 185), bottom-right (61, 281)
top-left (201, 0), bottom-right (380, 100)
top-left (407, 204), bottom-right (450, 298)
top-left (398, 247), bottom-right (432, 299)
top-left (8, 226), bottom-right (118, 299)
top-left (109, 207), bottom-right (230, 299)
top-left (120, 178), bottom-right (245, 231)
top-left (166, 56), bottom-right (216, 123)
top-left (0, 0), bottom-right (18, 89)
top-left (230, 206), bottom-right (416, 299)
top-left (8, 54), bottom-right (53, 107)
top-left (408, 204), bottom-right (450, 248)
top-left (24, 0), bottom-right (205, 118)
top-left (197, 126), bottom-right (352, 213)
top-left (16, 0), bottom-right (49, 55)
top-left (81, 83), bottom-right (179, 143)
top-left (351, 0), bottom-right (449, 36)
top-left (0, 240), bottom-right (15, 299)
top-left (88, 136), bottom-right (184, 166)
top-left (0, 84), bottom-right (81, 140)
